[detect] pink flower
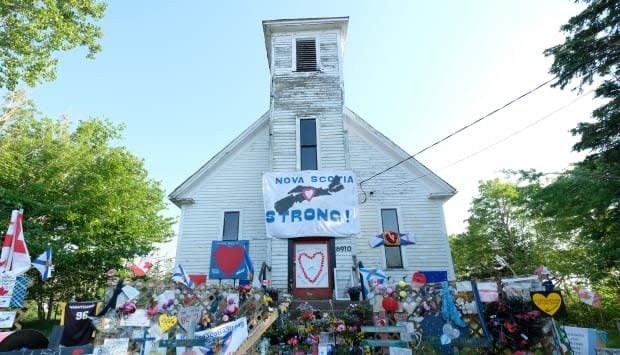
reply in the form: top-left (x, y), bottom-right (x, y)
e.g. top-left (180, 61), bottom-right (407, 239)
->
top-left (287, 336), bottom-right (299, 346)
top-left (147, 305), bottom-right (159, 320)
top-left (336, 323), bottom-right (346, 332)
top-left (119, 302), bottom-right (136, 314)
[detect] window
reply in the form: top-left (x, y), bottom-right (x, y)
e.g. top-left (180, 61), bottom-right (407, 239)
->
top-left (296, 38), bottom-right (317, 72)
top-left (299, 118), bottom-right (317, 170)
top-left (381, 208), bottom-right (403, 268)
top-left (222, 211), bottom-right (240, 241)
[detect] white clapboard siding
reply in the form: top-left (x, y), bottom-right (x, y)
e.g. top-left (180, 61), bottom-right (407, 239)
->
top-left (345, 113), bottom-right (455, 279)
top-left (319, 32), bottom-right (340, 75)
top-left (273, 34), bottom-right (292, 74)
top-left (175, 125), bottom-right (271, 275)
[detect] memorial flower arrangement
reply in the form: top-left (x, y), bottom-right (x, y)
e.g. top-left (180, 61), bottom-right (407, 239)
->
top-left (296, 301), bottom-right (316, 321)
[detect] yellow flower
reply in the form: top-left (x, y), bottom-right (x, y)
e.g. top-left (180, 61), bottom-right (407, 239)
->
top-left (399, 290), bottom-right (407, 298)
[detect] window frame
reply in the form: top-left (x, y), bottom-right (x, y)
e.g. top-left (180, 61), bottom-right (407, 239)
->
top-left (292, 35), bottom-right (320, 72)
top-left (298, 117), bottom-right (319, 170)
top-left (222, 211), bottom-right (240, 241)
top-left (381, 208), bottom-right (404, 269)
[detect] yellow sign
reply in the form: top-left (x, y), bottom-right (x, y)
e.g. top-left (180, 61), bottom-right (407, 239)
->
top-left (159, 314), bottom-right (178, 332)
top-left (532, 292), bottom-right (562, 316)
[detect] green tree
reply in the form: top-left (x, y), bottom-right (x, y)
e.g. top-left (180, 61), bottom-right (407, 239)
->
top-left (0, 104), bottom-right (174, 319)
top-left (0, 0), bottom-right (106, 90)
top-left (543, 0), bottom-right (620, 286)
top-left (450, 178), bottom-right (540, 279)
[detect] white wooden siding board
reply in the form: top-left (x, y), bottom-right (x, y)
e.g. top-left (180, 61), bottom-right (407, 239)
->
top-left (347, 126), bottom-right (454, 276)
top-left (273, 34), bottom-right (292, 74)
top-left (175, 126), bottom-right (271, 274)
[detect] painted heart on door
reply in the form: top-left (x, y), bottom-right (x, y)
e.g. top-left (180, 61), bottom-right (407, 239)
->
top-left (215, 245), bottom-right (244, 276)
top-left (297, 251), bottom-right (325, 283)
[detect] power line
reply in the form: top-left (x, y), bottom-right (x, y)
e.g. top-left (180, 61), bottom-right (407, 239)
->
top-left (358, 77), bottom-right (556, 186)
top-left (385, 90), bottom-right (594, 190)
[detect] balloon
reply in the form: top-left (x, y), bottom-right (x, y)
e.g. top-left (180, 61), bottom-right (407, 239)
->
top-left (382, 295), bottom-right (399, 312)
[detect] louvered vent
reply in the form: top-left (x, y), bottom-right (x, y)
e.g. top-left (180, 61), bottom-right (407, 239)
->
top-left (296, 39), bottom-right (317, 72)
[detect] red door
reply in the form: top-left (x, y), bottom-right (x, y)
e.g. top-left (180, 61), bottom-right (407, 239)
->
top-left (292, 238), bottom-right (332, 299)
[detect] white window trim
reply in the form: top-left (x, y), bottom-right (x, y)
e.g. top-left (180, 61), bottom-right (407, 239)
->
top-left (296, 116), bottom-right (321, 171)
top-left (221, 210), bottom-right (242, 241)
top-left (377, 206), bottom-right (407, 270)
top-left (292, 34), bottom-right (320, 72)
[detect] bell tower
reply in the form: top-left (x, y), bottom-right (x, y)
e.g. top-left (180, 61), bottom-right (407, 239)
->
top-left (262, 17), bottom-right (349, 172)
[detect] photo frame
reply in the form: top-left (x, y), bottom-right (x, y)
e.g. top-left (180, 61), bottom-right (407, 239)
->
top-left (333, 268), bottom-right (354, 300)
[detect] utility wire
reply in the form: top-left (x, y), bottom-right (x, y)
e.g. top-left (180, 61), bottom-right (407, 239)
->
top-left (358, 77), bottom-right (556, 185)
top-left (388, 90), bottom-right (593, 190)
top-left (424, 90), bottom-right (594, 178)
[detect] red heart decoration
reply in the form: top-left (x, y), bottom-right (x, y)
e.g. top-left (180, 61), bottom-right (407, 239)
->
top-left (301, 187), bottom-right (317, 201)
top-left (297, 252), bottom-right (325, 283)
top-left (383, 231), bottom-right (400, 245)
top-left (412, 271), bottom-right (426, 285)
top-left (215, 245), bottom-right (244, 276)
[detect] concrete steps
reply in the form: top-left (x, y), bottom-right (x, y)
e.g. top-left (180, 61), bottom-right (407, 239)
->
top-left (289, 299), bottom-right (357, 319)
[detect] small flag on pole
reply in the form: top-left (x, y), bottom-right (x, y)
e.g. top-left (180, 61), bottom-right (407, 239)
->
top-left (0, 210), bottom-right (31, 276)
top-left (534, 265), bottom-right (550, 275)
top-left (32, 248), bottom-right (53, 281)
top-left (172, 264), bottom-right (194, 289)
top-left (575, 287), bottom-right (601, 308)
top-left (359, 267), bottom-right (386, 298)
top-left (129, 252), bottom-right (155, 276)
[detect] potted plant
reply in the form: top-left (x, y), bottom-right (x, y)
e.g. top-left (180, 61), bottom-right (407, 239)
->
top-left (347, 286), bottom-right (361, 301)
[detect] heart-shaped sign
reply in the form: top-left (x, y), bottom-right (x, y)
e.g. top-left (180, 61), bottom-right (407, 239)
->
top-left (159, 314), bottom-right (177, 332)
top-left (402, 301), bottom-right (418, 315)
top-left (215, 245), bottom-right (244, 276)
top-left (178, 306), bottom-right (202, 331)
top-left (383, 231), bottom-right (400, 245)
top-left (297, 251), bottom-right (325, 283)
top-left (532, 293), bottom-right (562, 316)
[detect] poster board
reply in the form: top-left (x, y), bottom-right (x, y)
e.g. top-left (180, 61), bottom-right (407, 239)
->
top-left (334, 268), bottom-right (354, 300)
top-left (209, 240), bottom-right (252, 280)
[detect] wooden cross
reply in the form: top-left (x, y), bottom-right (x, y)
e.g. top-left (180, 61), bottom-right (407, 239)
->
top-left (132, 329), bottom-right (156, 355)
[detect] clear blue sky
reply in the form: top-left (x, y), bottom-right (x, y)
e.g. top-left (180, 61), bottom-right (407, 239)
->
top-left (24, 1), bottom-right (595, 240)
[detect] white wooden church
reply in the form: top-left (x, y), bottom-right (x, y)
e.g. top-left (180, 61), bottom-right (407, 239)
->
top-left (169, 17), bottom-right (457, 300)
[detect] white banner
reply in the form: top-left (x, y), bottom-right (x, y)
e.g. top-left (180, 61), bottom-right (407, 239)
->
top-left (295, 243), bottom-right (328, 288)
top-left (263, 171), bottom-right (360, 238)
top-left (176, 317), bottom-right (248, 355)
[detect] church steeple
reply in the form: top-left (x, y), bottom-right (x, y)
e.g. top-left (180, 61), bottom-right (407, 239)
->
top-left (262, 17), bottom-right (349, 172)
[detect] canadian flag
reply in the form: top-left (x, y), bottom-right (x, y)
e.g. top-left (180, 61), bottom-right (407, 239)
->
top-left (129, 252), bottom-right (155, 276)
top-left (575, 287), bottom-right (601, 308)
top-left (0, 210), bottom-right (31, 276)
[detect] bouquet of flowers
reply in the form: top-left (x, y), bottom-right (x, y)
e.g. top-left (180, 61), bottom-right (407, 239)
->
top-left (296, 301), bottom-right (316, 321)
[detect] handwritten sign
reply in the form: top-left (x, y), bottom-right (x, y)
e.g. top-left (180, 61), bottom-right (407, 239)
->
top-left (0, 276), bottom-right (17, 307)
top-left (119, 309), bottom-right (151, 327)
top-left (159, 314), bottom-right (178, 332)
top-left (531, 291), bottom-right (566, 317)
top-left (0, 311), bottom-right (16, 328)
top-left (178, 307), bottom-right (201, 332)
top-left (93, 337), bottom-right (129, 355)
